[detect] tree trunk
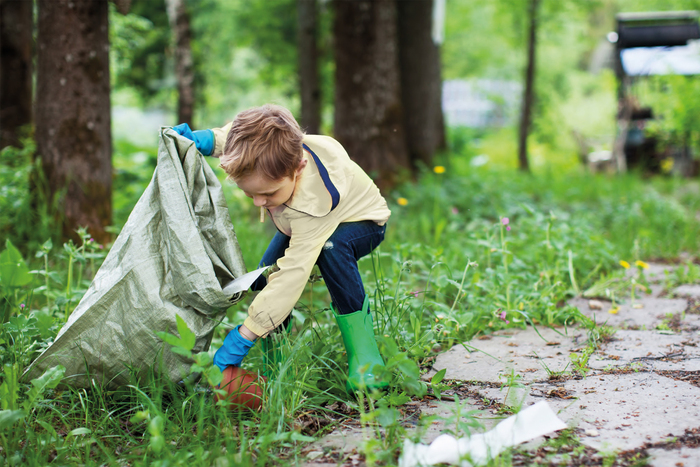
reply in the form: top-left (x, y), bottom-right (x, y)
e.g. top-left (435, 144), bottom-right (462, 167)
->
top-left (165, 0), bottom-right (194, 125)
top-left (0, 0), bottom-right (33, 149)
top-left (397, 0), bottom-right (445, 170)
top-left (298, 0), bottom-right (321, 134)
top-left (36, 0), bottom-right (112, 244)
top-left (518, 0), bottom-right (539, 173)
top-left (333, 0), bottom-right (409, 191)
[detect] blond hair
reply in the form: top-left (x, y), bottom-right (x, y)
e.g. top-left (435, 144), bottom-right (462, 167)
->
top-left (219, 104), bottom-right (305, 182)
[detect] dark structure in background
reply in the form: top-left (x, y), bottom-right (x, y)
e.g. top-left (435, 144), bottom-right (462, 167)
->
top-left (612, 11), bottom-right (700, 176)
top-left (398, 0), bottom-right (446, 171)
top-left (0, 0), bottom-right (33, 149)
top-left (297, 0), bottom-right (321, 135)
top-left (166, 0), bottom-right (195, 126)
top-left (333, 0), bottom-right (445, 190)
top-left (333, 0), bottom-right (409, 191)
top-left (35, 0), bottom-right (113, 244)
top-left (517, 0), bottom-right (540, 174)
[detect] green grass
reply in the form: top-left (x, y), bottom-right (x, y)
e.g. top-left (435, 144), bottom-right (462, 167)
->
top-left (1, 131), bottom-right (699, 466)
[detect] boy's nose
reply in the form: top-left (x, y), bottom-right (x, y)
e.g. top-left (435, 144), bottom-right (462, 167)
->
top-left (253, 196), bottom-right (266, 207)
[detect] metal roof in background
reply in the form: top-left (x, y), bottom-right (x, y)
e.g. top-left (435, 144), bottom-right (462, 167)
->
top-left (615, 10), bottom-right (700, 76)
top-left (616, 10), bottom-right (699, 23)
top-left (621, 42), bottom-right (700, 75)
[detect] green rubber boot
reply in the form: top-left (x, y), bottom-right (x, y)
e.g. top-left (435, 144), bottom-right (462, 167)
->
top-left (261, 316), bottom-right (293, 378)
top-left (333, 297), bottom-right (388, 394)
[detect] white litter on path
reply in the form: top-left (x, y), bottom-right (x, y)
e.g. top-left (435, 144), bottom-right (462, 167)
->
top-left (399, 401), bottom-right (567, 467)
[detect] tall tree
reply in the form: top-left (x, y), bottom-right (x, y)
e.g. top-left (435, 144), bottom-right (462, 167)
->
top-left (517, 0), bottom-right (540, 172)
top-left (35, 0), bottom-right (112, 243)
top-left (397, 0), bottom-right (446, 169)
top-left (165, 0), bottom-right (195, 125)
top-left (0, 0), bottom-right (33, 149)
top-left (333, 0), bottom-right (409, 190)
top-left (297, 0), bottom-right (321, 134)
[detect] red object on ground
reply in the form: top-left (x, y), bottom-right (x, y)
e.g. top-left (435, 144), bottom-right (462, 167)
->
top-left (214, 366), bottom-right (265, 410)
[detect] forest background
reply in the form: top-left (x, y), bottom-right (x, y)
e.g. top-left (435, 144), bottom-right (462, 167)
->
top-left (3, 0), bottom-right (700, 249)
top-left (2, 0), bottom-right (700, 465)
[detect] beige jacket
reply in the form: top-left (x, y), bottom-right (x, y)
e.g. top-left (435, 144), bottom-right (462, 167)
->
top-left (212, 124), bottom-right (391, 337)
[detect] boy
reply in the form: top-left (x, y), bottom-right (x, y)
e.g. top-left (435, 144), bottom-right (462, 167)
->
top-left (173, 104), bottom-right (390, 393)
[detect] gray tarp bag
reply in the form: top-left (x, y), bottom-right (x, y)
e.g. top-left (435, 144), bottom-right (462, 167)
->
top-left (24, 128), bottom-right (248, 388)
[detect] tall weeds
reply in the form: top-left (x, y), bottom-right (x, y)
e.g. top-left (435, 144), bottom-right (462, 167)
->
top-left (1, 136), bottom-right (698, 465)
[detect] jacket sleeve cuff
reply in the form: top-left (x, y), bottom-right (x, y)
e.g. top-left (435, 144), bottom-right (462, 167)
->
top-left (211, 122), bottom-right (233, 158)
top-left (243, 316), bottom-right (272, 339)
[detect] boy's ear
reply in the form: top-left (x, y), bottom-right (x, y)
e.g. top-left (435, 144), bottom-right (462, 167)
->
top-left (296, 157), bottom-right (308, 175)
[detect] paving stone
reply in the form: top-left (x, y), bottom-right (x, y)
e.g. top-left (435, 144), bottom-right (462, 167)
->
top-left (416, 397), bottom-right (499, 443)
top-left (479, 372), bottom-right (700, 452)
top-left (569, 297), bottom-right (687, 329)
top-left (308, 426), bottom-right (364, 454)
top-left (431, 327), bottom-right (586, 384)
top-left (682, 313), bottom-right (700, 331)
top-left (649, 283), bottom-right (667, 298)
top-left (647, 446), bottom-right (700, 467)
top-left (589, 330), bottom-right (700, 371)
top-left (625, 263), bottom-right (677, 283)
top-left (303, 397), bottom-right (495, 462)
top-left (677, 313), bottom-right (700, 333)
top-left (674, 284), bottom-right (700, 298)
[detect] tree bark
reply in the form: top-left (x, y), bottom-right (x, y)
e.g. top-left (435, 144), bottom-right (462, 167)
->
top-left (518, 0), bottom-right (539, 173)
top-left (36, 0), bottom-right (112, 244)
top-left (333, 0), bottom-right (409, 191)
top-left (165, 0), bottom-right (194, 125)
top-left (397, 0), bottom-right (445, 170)
top-left (0, 0), bottom-right (33, 149)
top-left (298, 0), bottom-right (321, 134)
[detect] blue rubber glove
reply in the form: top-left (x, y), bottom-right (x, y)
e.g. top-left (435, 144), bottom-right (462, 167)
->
top-left (171, 123), bottom-right (215, 156)
top-left (213, 325), bottom-right (257, 371)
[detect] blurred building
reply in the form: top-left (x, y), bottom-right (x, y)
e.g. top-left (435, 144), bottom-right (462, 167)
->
top-left (442, 79), bottom-right (521, 128)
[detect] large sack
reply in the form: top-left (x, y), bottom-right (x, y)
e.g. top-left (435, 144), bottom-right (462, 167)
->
top-left (24, 128), bottom-right (248, 388)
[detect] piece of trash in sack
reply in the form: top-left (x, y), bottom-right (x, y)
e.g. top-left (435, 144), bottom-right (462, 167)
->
top-left (223, 266), bottom-right (270, 297)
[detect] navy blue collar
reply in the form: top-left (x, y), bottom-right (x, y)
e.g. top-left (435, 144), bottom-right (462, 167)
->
top-left (302, 143), bottom-right (340, 211)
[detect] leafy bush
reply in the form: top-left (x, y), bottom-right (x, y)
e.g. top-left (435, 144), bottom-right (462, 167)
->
top-left (0, 136), bottom-right (56, 254)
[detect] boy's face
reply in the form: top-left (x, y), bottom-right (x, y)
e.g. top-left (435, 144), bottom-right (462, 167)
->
top-left (236, 159), bottom-right (307, 209)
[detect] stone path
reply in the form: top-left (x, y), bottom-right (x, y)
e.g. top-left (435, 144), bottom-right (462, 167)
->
top-left (302, 264), bottom-right (700, 466)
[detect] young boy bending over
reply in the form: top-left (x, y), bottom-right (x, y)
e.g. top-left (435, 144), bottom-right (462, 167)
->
top-left (173, 104), bottom-right (390, 393)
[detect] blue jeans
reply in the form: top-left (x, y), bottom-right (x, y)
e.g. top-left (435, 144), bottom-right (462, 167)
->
top-left (251, 221), bottom-right (386, 320)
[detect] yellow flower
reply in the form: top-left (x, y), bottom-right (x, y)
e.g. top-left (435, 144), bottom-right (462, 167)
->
top-left (608, 306), bottom-right (619, 314)
top-left (660, 157), bottom-right (674, 173)
top-left (619, 260), bottom-right (630, 269)
top-left (433, 166), bottom-right (446, 174)
top-left (397, 197), bottom-right (408, 206)
top-left (635, 260), bottom-right (649, 270)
